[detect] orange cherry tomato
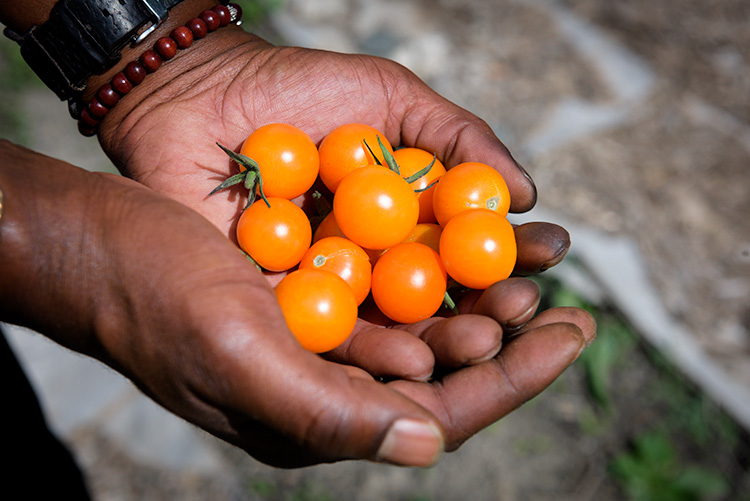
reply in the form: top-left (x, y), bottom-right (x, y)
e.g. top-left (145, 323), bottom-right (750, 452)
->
top-left (333, 166), bottom-right (419, 250)
top-left (313, 212), bottom-right (383, 265)
top-left (401, 223), bottom-right (443, 254)
top-left (240, 123), bottom-right (319, 200)
top-left (432, 161), bottom-right (511, 227)
top-left (275, 268), bottom-right (358, 353)
top-left (371, 242), bottom-right (448, 324)
top-left (299, 236), bottom-right (372, 305)
top-left (312, 211), bottom-right (346, 242)
top-left (236, 197), bottom-right (312, 272)
top-left (439, 209), bottom-right (517, 289)
top-left (392, 147), bottom-right (446, 224)
top-left (318, 123), bottom-right (394, 193)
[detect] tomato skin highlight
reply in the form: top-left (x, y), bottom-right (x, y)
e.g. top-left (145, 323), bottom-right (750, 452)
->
top-left (439, 209), bottom-right (517, 290)
top-left (333, 166), bottom-right (419, 250)
top-left (318, 123), bottom-right (394, 193)
top-left (275, 268), bottom-right (358, 353)
top-left (299, 236), bottom-right (372, 305)
top-left (240, 123), bottom-right (319, 200)
top-left (236, 197), bottom-right (312, 272)
top-left (432, 161), bottom-right (511, 227)
top-left (371, 242), bottom-right (448, 324)
top-left (392, 147), bottom-right (446, 224)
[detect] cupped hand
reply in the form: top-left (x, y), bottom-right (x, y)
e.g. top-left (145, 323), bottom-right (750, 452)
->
top-left (1, 141), bottom-right (594, 468)
top-left (92, 27), bottom-right (576, 372)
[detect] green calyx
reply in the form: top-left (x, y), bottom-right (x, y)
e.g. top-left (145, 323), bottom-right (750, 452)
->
top-left (209, 142), bottom-right (270, 210)
top-left (363, 137), bottom-right (437, 193)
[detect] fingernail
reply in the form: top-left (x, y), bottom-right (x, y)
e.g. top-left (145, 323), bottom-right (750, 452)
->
top-left (515, 159), bottom-right (535, 188)
top-left (539, 246), bottom-right (569, 272)
top-left (376, 419), bottom-right (444, 467)
top-left (506, 301), bottom-right (539, 330)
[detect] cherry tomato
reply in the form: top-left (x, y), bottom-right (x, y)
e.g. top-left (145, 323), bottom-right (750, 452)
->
top-left (236, 197), bottom-right (312, 272)
top-left (371, 242), bottom-right (448, 324)
top-left (299, 236), bottom-right (372, 305)
top-left (439, 209), bottom-right (517, 290)
top-left (432, 161), bottom-right (511, 227)
top-left (401, 223), bottom-right (443, 254)
top-left (333, 166), bottom-right (419, 250)
top-left (312, 211), bottom-right (346, 242)
top-left (318, 123), bottom-right (394, 193)
top-left (275, 268), bottom-right (358, 353)
top-left (392, 147), bottom-right (446, 224)
top-left (240, 123), bottom-right (319, 200)
top-left (313, 212), bottom-right (383, 264)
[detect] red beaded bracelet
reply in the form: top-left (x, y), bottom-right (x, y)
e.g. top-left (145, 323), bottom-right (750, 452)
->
top-left (77, 2), bottom-right (243, 136)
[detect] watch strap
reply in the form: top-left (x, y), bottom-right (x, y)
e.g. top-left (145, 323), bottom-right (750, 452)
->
top-left (19, 0), bottom-right (184, 102)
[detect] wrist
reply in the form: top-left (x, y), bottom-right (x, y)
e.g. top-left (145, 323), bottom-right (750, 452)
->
top-left (79, 0), bottom-right (244, 136)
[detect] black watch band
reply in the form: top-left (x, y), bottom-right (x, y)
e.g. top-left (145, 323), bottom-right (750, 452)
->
top-left (17, 0), bottom-right (184, 104)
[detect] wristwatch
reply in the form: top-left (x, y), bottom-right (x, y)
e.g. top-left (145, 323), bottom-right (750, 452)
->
top-left (12, 0), bottom-right (185, 110)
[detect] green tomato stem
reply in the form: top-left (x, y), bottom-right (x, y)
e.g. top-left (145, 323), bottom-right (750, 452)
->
top-left (443, 290), bottom-right (459, 316)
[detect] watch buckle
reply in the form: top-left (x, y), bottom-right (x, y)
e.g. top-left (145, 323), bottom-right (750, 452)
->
top-left (132, 0), bottom-right (169, 46)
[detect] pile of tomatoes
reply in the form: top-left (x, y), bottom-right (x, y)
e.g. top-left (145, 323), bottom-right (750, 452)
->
top-left (212, 123), bottom-right (516, 353)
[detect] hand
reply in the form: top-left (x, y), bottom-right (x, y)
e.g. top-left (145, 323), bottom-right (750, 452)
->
top-left (93, 26), bottom-right (577, 370)
top-left (0, 141), bottom-right (594, 468)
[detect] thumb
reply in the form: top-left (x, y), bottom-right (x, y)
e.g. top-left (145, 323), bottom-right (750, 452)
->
top-left (204, 316), bottom-right (445, 468)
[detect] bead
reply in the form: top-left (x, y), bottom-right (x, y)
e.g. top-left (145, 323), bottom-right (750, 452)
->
top-left (139, 49), bottom-right (162, 73)
top-left (79, 107), bottom-right (100, 127)
top-left (124, 61), bottom-right (146, 85)
top-left (87, 98), bottom-right (108, 118)
top-left (97, 84), bottom-right (120, 107)
top-left (212, 5), bottom-right (231, 27)
top-left (78, 121), bottom-right (97, 137)
top-left (187, 17), bottom-right (208, 39)
top-left (155, 36), bottom-right (177, 60)
top-left (78, 4), bottom-right (239, 137)
top-left (171, 25), bottom-right (194, 49)
top-left (111, 72), bottom-right (133, 95)
top-left (227, 3), bottom-right (242, 23)
top-left (200, 10), bottom-right (220, 31)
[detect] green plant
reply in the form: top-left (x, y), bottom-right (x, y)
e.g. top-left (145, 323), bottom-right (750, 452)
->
top-left (233, 0), bottom-right (282, 27)
top-left (610, 429), bottom-right (730, 501)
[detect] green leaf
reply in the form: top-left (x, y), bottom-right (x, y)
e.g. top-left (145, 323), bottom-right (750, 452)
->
top-left (403, 154), bottom-right (436, 184)
top-left (212, 142), bottom-right (269, 210)
top-left (216, 142), bottom-right (260, 172)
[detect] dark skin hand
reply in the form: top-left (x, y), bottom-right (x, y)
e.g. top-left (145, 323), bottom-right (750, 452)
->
top-left (0, 141), bottom-right (595, 468)
top-left (0, 3), bottom-right (596, 467)
top-left (90, 26), bottom-right (578, 380)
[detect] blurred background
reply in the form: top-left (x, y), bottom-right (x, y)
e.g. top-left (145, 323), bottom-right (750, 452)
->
top-left (1, 0), bottom-right (749, 499)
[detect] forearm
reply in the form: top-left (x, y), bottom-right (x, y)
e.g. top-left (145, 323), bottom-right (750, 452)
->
top-left (0, 139), bottom-right (112, 355)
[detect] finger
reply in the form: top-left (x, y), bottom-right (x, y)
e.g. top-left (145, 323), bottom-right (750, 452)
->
top-left (512, 222), bottom-right (570, 276)
top-left (465, 277), bottom-right (541, 331)
top-left (213, 340), bottom-right (446, 467)
top-left (517, 306), bottom-right (597, 347)
top-left (400, 278), bottom-right (541, 368)
top-left (400, 314), bottom-right (503, 369)
top-left (392, 76), bottom-right (536, 213)
top-left (324, 320), bottom-right (436, 382)
top-left (388, 307), bottom-right (596, 449)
